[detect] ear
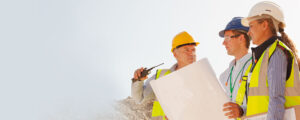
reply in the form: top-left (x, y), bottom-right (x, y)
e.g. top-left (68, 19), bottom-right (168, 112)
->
top-left (262, 21), bottom-right (269, 31)
top-left (238, 34), bottom-right (246, 46)
top-left (238, 34), bottom-right (243, 42)
top-left (173, 49), bottom-right (177, 58)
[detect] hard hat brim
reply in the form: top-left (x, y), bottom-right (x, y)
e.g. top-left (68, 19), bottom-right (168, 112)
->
top-left (241, 15), bottom-right (265, 27)
top-left (171, 42), bottom-right (199, 52)
top-left (241, 16), bottom-right (264, 27)
top-left (241, 15), bottom-right (286, 28)
top-left (219, 17), bottom-right (249, 38)
top-left (241, 18), bottom-right (250, 27)
top-left (219, 30), bottom-right (225, 38)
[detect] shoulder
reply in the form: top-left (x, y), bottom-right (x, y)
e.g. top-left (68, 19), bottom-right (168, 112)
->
top-left (268, 48), bottom-right (288, 70)
top-left (245, 53), bottom-right (252, 59)
top-left (219, 63), bottom-right (233, 82)
top-left (243, 53), bottom-right (252, 65)
top-left (270, 47), bottom-right (288, 61)
top-left (239, 53), bottom-right (252, 64)
top-left (239, 53), bottom-right (252, 63)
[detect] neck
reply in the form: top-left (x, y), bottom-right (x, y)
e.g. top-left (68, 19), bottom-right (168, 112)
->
top-left (257, 32), bottom-right (274, 46)
top-left (176, 62), bottom-right (188, 70)
top-left (234, 48), bottom-right (248, 62)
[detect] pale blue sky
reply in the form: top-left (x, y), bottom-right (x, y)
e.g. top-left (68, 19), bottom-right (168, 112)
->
top-left (0, 0), bottom-right (299, 120)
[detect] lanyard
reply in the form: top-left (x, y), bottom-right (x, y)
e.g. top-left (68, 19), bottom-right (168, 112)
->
top-left (226, 57), bottom-right (252, 100)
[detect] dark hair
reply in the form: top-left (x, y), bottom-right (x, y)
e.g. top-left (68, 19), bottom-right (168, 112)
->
top-left (257, 18), bottom-right (300, 68)
top-left (232, 30), bottom-right (251, 48)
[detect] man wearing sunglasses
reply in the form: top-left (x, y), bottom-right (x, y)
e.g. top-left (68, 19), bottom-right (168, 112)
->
top-left (218, 17), bottom-right (252, 119)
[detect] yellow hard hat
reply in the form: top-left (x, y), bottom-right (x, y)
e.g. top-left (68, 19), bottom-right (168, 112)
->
top-left (171, 31), bottom-right (199, 52)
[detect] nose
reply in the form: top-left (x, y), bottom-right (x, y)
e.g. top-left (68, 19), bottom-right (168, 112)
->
top-left (247, 30), bottom-right (251, 36)
top-left (188, 49), bottom-right (195, 56)
top-left (191, 50), bottom-right (195, 56)
top-left (222, 39), bottom-right (226, 46)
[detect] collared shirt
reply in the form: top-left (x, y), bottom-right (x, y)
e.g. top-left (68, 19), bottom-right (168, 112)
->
top-left (131, 64), bottom-right (177, 104)
top-left (219, 53), bottom-right (252, 115)
top-left (251, 36), bottom-right (277, 63)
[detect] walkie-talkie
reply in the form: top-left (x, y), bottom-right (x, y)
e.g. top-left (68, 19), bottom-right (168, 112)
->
top-left (132, 63), bottom-right (164, 81)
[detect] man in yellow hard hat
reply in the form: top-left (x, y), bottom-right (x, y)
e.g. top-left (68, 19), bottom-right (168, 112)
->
top-left (131, 31), bottom-right (199, 120)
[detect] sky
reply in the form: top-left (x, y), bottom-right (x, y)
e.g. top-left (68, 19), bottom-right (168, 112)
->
top-left (0, 0), bottom-right (299, 120)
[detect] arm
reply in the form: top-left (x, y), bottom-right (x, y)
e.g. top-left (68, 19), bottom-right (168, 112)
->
top-left (219, 67), bottom-right (231, 97)
top-left (266, 48), bottom-right (287, 120)
top-left (131, 74), bottom-right (156, 103)
top-left (240, 97), bottom-right (247, 116)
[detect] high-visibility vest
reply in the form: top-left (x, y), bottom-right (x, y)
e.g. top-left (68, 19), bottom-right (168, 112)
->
top-left (235, 40), bottom-right (300, 119)
top-left (151, 69), bottom-right (171, 120)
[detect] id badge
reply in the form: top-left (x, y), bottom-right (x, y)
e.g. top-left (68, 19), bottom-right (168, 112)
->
top-left (247, 73), bottom-right (252, 83)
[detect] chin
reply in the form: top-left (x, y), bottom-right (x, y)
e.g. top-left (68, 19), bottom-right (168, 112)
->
top-left (252, 39), bottom-right (258, 45)
top-left (190, 59), bottom-right (196, 63)
top-left (185, 60), bottom-right (194, 64)
top-left (227, 52), bottom-right (232, 56)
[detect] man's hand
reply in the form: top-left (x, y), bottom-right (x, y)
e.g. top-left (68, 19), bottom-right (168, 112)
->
top-left (223, 102), bottom-right (243, 119)
top-left (133, 67), bottom-right (148, 81)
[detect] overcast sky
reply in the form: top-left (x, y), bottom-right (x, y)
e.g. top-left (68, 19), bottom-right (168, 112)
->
top-left (0, 0), bottom-right (299, 120)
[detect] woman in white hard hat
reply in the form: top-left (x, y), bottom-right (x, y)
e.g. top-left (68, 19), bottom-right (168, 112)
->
top-left (235, 1), bottom-right (300, 120)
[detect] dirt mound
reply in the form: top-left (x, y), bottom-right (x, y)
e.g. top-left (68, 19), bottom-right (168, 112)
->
top-left (115, 96), bottom-right (153, 120)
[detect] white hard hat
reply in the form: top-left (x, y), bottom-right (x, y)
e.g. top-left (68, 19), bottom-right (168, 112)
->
top-left (242, 1), bottom-right (285, 29)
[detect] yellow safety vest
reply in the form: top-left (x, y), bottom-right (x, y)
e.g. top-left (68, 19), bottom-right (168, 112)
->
top-left (236, 40), bottom-right (300, 119)
top-left (151, 69), bottom-right (171, 120)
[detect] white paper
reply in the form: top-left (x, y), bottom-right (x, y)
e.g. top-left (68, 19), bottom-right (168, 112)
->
top-left (150, 58), bottom-right (232, 120)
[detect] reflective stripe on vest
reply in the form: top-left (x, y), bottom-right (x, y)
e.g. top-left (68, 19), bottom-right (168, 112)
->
top-left (151, 69), bottom-right (171, 120)
top-left (236, 40), bottom-right (300, 117)
top-left (235, 63), bottom-right (252, 120)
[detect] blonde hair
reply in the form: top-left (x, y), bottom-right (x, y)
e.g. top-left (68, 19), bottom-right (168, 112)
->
top-left (257, 18), bottom-right (300, 68)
